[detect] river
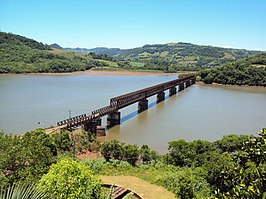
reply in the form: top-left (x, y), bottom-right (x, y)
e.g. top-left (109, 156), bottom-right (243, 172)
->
top-left (0, 74), bottom-right (265, 153)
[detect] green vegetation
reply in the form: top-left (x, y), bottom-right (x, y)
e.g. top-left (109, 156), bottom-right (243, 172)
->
top-left (89, 130), bottom-right (266, 198)
top-left (2, 32), bottom-right (263, 74)
top-left (199, 53), bottom-right (266, 86)
top-left (0, 129), bottom-right (98, 186)
top-left (38, 158), bottom-right (103, 199)
top-left (101, 140), bottom-right (158, 165)
top-left (0, 183), bottom-right (47, 199)
top-left (67, 42), bottom-right (262, 72)
top-left (0, 32), bottom-right (120, 73)
top-left (0, 129), bottom-right (57, 185)
top-left (1, 125), bottom-right (265, 198)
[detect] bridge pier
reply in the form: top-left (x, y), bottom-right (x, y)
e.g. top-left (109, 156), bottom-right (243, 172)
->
top-left (138, 98), bottom-right (148, 112)
top-left (84, 121), bottom-right (97, 133)
top-left (191, 77), bottom-right (196, 84)
top-left (185, 80), bottom-right (191, 87)
top-left (169, 87), bottom-right (177, 96)
top-left (157, 91), bottom-right (165, 103)
top-left (107, 111), bottom-right (121, 127)
top-left (178, 83), bottom-right (184, 91)
top-left (83, 119), bottom-right (106, 136)
top-left (96, 126), bottom-right (106, 136)
top-left (96, 118), bottom-right (101, 126)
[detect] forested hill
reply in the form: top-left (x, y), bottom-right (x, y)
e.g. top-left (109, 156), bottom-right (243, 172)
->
top-left (0, 32), bottom-right (119, 73)
top-left (65, 43), bottom-right (262, 70)
top-left (199, 53), bottom-right (266, 86)
top-left (1, 32), bottom-right (264, 73)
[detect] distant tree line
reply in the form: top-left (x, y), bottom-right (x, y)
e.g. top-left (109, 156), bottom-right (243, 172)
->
top-left (199, 53), bottom-right (266, 86)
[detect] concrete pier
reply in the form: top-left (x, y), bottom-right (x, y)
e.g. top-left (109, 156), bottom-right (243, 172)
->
top-left (96, 118), bottom-right (101, 126)
top-left (138, 98), bottom-right (148, 112)
top-left (107, 111), bottom-right (121, 127)
top-left (185, 80), bottom-right (191, 87)
top-left (178, 83), bottom-right (184, 91)
top-left (84, 121), bottom-right (97, 133)
top-left (169, 87), bottom-right (177, 96)
top-left (157, 91), bottom-right (165, 103)
top-left (96, 126), bottom-right (106, 136)
top-left (191, 77), bottom-right (196, 84)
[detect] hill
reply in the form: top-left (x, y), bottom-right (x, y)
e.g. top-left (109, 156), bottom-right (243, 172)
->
top-left (1, 32), bottom-right (263, 74)
top-left (0, 32), bottom-right (119, 73)
top-left (64, 47), bottom-right (123, 55)
top-left (199, 52), bottom-right (266, 86)
top-left (65, 43), bottom-right (262, 71)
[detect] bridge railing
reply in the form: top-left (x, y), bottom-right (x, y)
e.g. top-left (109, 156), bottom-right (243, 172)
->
top-left (57, 114), bottom-right (87, 126)
top-left (92, 105), bottom-right (117, 117)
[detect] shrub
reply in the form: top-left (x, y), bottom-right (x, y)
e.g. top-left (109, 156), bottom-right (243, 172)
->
top-left (38, 158), bottom-right (103, 199)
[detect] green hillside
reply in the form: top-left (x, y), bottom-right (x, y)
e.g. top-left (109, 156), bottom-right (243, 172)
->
top-left (0, 32), bottom-right (118, 73)
top-left (1, 32), bottom-right (263, 74)
top-left (66, 43), bottom-right (262, 71)
top-left (199, 53), bottom-right (266, 86)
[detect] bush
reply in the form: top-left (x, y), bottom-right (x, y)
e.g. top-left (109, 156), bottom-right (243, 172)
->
top-left (38, 158), bottom-right (103, 199)
top-left (157, 167), bottom-right (211, 199)
top-left (0, 129), bottom-right (57, 185)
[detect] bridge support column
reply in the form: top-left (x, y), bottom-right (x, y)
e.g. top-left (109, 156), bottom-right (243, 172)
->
top-left (169, 87), bottom-right (177, 96)
top-left (83, 121), bottom-right (97, 133)
top-left (157, 91), bottom-right (165, 103)
top-left (96, 118), bottom-right (101, 126)
top-left (185, 80), bottom-right (191, 87)
top-left (107, 111), bottom-right (121, 127)
top-left (96, 126), bottom-right (106, 136)
top-left (138, 98), bottom-right (148, 112)
top-left (178, 83), bottom-right (184, 91)
top-left (191, 77), bottom-right (196, 85)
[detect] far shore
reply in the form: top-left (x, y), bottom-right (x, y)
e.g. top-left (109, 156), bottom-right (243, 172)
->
top-left (0, 70), bottom-right (180, 77)
top-left (196, 81), bottom-right (266, 89)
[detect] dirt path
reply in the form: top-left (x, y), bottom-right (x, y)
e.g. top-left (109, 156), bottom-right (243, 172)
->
top-left (100, 175), bottom-right (175, 199)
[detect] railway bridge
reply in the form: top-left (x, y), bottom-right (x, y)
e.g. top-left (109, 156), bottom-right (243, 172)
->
top-left (54, 75), bottom-right (196, 135)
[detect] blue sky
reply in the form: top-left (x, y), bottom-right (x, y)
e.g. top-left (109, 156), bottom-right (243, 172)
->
top-left (0, 0), bottom-right (265, 50)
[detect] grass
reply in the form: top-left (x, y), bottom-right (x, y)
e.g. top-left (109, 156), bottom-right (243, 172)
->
top-left (97, 59), bottom-right (119, 67)
top-left (129, 62), bottom-right (145, 68)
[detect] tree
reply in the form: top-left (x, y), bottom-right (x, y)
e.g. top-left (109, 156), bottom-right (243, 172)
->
top-left (52, 129), bottom-right (72, 154)
top-left (0, 131), bottom-right (21, 186)
top-left (158, 167), bottom-right (211, 199)
top-left (230, 129), bottom-right (266, 198)
top-left (139, 144), bottom-right (159, 163)
top-left (122, 144), bottom-right (139, 165)
top-left (214, 134), bottom-right (250, 153)
top-left (168, 139), bottom-right (212, 167)
top-left (0, 129), bottom-right (57, 185)
top-left (202, 151), bottom-right (236, 193)
top-left (18, 129), bottom-right (57, 181)
top-left (38, 158), bottom-right (103, 199)
top-left (101, 140), bottom-right (124, 161)
top-left (168, 139), bottom-right (191, 166)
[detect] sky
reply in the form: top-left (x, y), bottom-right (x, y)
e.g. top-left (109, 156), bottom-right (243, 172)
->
top-left (0, 0), bottom-right (265, 50)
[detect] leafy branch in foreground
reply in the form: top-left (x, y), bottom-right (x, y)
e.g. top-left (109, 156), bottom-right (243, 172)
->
top-left (0, 183), bottom-right (47, 199)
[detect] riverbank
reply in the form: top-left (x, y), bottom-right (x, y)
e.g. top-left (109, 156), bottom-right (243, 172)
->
top-left (0, 70), bottom-right (178, 77)
top-left (196, 81), bottom-right (266, 89)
